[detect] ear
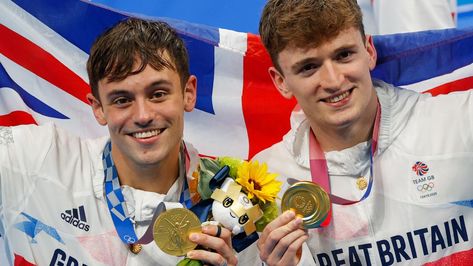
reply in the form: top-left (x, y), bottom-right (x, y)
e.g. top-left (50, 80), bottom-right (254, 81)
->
top-left (86, 93), bottom-right (107, 126)
top-left (365, 35), bottom-right (377, 71)
top-left (183, 75), bottom-right (197, 112)
top-left (269, 66), bottom-right (293, 99)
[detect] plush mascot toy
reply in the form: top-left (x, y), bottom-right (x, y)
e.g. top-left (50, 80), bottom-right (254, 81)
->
top-left (210, 177), bottom-right (262, 235)
top-left (178, 157), bottom-right (281, 266)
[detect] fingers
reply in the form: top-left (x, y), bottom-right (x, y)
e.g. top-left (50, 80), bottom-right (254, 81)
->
top-left (257, 210), bottom-right (309, 266)
top-left (258, 218), bottom-right (305, 262)
top-left (267, 225), bottom-right (305, 259)
top-left (259, 210), bottom-right (297, 243)
top-left (279, 234), bottom-right (309, 265)
top-left (187, 225), bottom-right (237, 266)
top-left (187, 249), bottom-right (232, 266)
top-left (268, 234), bottom-right (308, 266)
top-left (202, 225), bottom-right (232, 244)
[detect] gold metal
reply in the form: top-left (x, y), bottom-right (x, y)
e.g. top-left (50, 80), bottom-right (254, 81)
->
top-left (129, 243), bottom-right (142, 254)
top-left (281, 181), bottom-right (330, 229)
top-left (153, 208), bottom-right (201, 256)
top-left (356, 176), bottom-right (368, 190)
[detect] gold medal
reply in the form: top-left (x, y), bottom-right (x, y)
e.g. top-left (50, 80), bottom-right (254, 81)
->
top-left (153, 208), bottom-right (201, 256)
top-left (281, 181), bottom-right (330, 229)
top-left (356, 176), bottom-right (367, 190)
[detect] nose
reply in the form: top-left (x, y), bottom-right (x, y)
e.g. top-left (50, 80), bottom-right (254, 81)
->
top-left (133, 99), bottom-right (153, 127)
top-left (318, 61), bottom-right (343, 91)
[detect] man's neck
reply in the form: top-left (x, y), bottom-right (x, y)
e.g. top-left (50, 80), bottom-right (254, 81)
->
top-left (312, 125), bottom-right (372, 152)
top-left (111, 148), bottom-right (180, 195)
top-left (311, 99), bottom-right (378, 152)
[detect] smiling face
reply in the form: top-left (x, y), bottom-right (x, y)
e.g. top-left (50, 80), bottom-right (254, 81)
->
top-left (270, 27), bottom-right (378, 134)
top-left (88, 54), bottom-right (196, 171)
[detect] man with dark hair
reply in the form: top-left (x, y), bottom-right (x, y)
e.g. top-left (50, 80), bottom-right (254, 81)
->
top-left (255, 0), bottom-right (473, 265)
top-left (0, 18), bottom-right (241, 266)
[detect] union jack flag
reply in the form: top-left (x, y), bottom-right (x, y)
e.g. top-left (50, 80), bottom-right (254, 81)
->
top-left (2, 0), bottom-right (473, 160)
top-left (2, 0), bottom-right (473, 265)
top-left (412, 161), bottom-right (430, 176)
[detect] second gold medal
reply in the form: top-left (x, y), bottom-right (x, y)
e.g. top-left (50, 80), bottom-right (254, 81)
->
top-left (281, 181), bottom-right (330, 228)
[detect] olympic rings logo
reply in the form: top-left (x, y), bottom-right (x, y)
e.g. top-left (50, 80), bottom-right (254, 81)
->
top-left (417, 182), bottom-right (434, 192)
top-left (123, 235), bottom-right (136, 244)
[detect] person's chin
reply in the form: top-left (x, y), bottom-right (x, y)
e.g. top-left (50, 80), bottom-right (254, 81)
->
top-left (133, 153), bottom-right (164, 167)
top-left (329, 112), bottom-right (358, 129)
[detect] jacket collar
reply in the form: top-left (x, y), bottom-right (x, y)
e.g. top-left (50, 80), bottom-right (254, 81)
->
top-left (93, 140), bottom-right (201, 201)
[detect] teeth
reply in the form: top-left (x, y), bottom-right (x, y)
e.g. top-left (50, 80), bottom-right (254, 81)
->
top-left (326, 91), bottom-right (350, 103)
top-left (132, 129), bottom-right (161, 139)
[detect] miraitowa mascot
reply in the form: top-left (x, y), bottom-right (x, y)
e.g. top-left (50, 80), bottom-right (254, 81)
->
top-left (210, 177), bottom-right (262, 237)
top-left (189, 166), bottom-right (261, 252)
top-left (188, 157), bottom-right (280, 252)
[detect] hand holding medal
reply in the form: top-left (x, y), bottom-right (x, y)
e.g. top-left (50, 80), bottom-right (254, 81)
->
top-left (281, 181), bottom-right (331, 228)
top-left (153, 208), bottom-right (202, 257)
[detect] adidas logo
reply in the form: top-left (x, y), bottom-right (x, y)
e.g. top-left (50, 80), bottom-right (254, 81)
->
top-left (60, 205), bottom-right (90, 232)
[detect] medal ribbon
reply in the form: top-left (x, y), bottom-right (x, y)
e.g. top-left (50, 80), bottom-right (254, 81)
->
top-left (103, 141), bottom-right (193, 245)
top-left (309, 101), bottom-right (381, 226)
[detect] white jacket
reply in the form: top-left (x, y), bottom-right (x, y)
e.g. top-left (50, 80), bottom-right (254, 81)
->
top-left (0, 124), bottom-right (260, 266)
top-left (255, 80), bottom-right (473, 265)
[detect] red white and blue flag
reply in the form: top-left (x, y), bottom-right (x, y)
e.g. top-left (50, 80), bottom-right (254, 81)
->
top-left (2, 0), bottom-right (473, 265)
top-left (2, 0), bottom-right (473, 160)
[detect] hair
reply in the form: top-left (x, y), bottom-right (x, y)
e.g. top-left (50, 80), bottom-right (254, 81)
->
top-left (259, 0), bottom-right (365, 71)
top-left (87, 18), bottom-right (190, 98)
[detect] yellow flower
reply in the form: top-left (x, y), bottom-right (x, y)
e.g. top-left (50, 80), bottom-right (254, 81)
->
top-left (235, 160), bottom-right (281, 203)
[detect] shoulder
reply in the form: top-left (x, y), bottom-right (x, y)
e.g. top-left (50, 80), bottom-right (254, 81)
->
top-left (1, 123), bottom-right (108, 178)
top-left (254, 141), bottom-right (307, 177)
top-left (2, 122), bottom-right (89, 147)
top-left (4, 123), bottom-right (57, 143)
top-left (253, 141), bottom-right (288, 165)
top-left (374, 79), bottom-right (422, 106)
top-left (4, 123), bottom-right (104, 157)
top-left (0, 124), bottom-right (59, 168)
top-left (376, 81), bottom-right (473, 153)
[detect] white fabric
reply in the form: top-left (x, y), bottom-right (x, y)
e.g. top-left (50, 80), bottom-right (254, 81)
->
top-left (0, 124), bottom-right (260, 265)
top-left (358, 0), bottom-right (456, 35)
top-left (255, 80), bottom-right (473, 265)
top-left (0, 238), bottom-right (6, 266)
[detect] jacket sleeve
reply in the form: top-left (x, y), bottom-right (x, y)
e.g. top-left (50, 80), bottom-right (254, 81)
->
top-left (0, 125), bottom-right (53, 209)
top-left (0, 126), bottom-right (15, 208)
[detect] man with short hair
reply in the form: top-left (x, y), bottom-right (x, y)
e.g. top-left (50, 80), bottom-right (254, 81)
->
top-left (0, 18), bottom-right (240, 266)
top-left (255, 0), bottom-right (473, 265)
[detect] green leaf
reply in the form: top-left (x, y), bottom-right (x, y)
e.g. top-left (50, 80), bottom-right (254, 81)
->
top-left (176, 258), bottom-right (203, 266)
top-left (255, 201), bottom-right (280, 232)
top-left (217, 157), bottom-right (243, 178)
top-left (197, 158), bottom-right (221, 200)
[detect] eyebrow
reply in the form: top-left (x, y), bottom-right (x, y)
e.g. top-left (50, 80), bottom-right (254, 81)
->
top-left (104, 90), bottom-right (131, 103)
top-left (291, 57), bottom-right (319, 74)
top-left (290, 43), bottom-right (359, 73)
top-left (146, 80), bottom-right (174, 90)
top-left (332, 43), bottom-right (358, 54)
top-left (104, 80), bottom-right (174, 100)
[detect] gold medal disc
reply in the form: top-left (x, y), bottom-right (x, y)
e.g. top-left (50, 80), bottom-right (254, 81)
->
top-left (153, 208), bottom-right (201, 256)
top-left (281, 181), bottom-right (330, 228)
